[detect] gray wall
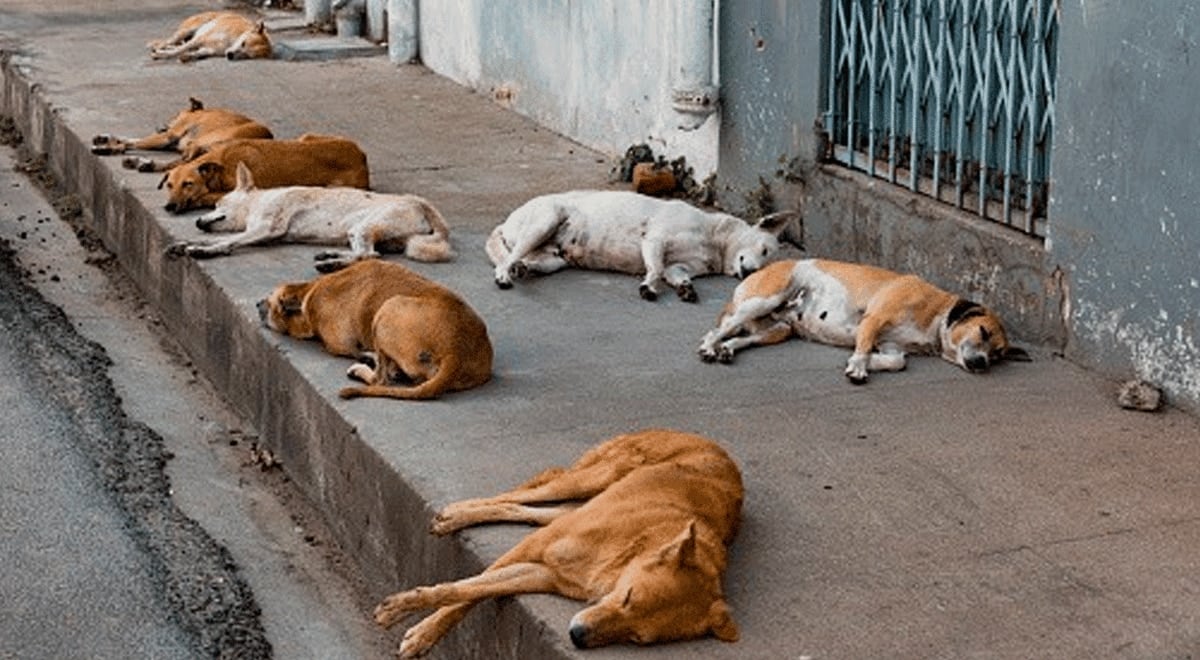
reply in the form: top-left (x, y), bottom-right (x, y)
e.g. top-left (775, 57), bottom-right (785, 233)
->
top-left (1050, 0), bottom-right (1200, 411)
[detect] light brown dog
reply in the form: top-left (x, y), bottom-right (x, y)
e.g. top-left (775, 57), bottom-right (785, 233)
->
top-left (698, 257), bottom-right (1030, 382)
top-left (147, 11), bottom-right (272, 62)
top-left (160, 134), bottom-right (370, 213)
top-left (91, 97), bottom-right (273, 173)
top-left (258, 260), bottom-right (492, 400)
top-left (373, 428), bottom-right (744, 657)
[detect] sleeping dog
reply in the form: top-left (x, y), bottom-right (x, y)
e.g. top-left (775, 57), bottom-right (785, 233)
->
top-left (486, 190), bottom-right (796, 302)
top-left (698, 258), bottom-right (1030, 383)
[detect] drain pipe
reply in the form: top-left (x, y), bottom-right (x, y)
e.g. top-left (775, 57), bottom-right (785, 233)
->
top-left (672, 0), bottom-right (719, 130)
top-left (388, 0), bottom-right (419, 63)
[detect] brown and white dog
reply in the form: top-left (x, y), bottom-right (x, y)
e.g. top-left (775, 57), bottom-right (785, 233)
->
top-left (168, 163), bottom-right (453, 270)
top-left (160, 134), bottom-right (370, 213)
top-left (258, 260), bottom-right (491, 400)
top-left (486, 190), bottom-right (796, 302)
top-left (91, 97), bottom-right (273, 173)
top-left (698, 258), bottom-right (1030, 383)
top-left (374, 428), bottom-right (743, 657)
top-left (148, 11), bottom-right (272, 62)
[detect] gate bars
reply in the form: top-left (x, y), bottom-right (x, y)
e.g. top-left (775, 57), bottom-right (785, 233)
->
top-left (823, 0), bottom-right (1059, 237)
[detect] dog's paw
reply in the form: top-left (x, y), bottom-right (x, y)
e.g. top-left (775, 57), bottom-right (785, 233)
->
top-left (698, 346), bottom-right (718, 363)
top-left (508, 261), bottom-right (529, 281)
top-left (165, 242), bottom-right (189, 258)
top-left (91, 134), bottom-right (112, 146)
top-left (844, 368), bottom-right (869, 385)
top-left (494, 277), bottom-right (513, 290)
top-left (638, 283), bottom-right (658, 301)
top-left (716, 345), bottom-right (735, 364)
top-left (313, 251), bottom-right (339, 261)
top-left (314, 259), bottom-right (350, 274)
top-left (399, 616), bottom-right (443, 658)
top-left (346, 362), bottom-right (374, 383)
top-left (676, 282), bottom-right (698, 303)
top-left (373, 592), bottom-right (421, 629)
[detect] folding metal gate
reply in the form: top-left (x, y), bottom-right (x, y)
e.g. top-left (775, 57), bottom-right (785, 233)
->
top-left (823, 0), bottom-right (1059, 237)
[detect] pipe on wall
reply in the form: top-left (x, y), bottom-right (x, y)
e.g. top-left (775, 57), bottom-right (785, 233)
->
top-left (672, 0), bottom-right (719, 130)
top-left (387, 0), bottom-right (419, 63)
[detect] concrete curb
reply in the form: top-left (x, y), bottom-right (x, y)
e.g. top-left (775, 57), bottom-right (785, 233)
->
top-left (0, 53), bottom-right (575, 659)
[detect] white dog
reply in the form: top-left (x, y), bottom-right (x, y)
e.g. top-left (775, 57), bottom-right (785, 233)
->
top-left (486, 190), bottom-right (795, 301)
top-left (168, 163), bottom-right (453, 271)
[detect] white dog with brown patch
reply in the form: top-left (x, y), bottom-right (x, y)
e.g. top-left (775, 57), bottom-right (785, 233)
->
top-left (486, 190), bottom-right (795, 302)
top-left (698, 258), bottom-right (1029, 383)
top-left (168, 163), bottom-right (453, 271)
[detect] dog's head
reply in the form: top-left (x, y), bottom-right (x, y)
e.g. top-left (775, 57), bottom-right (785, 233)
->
top-left (724, 210), bottom-right (797, 279)
top-left (258, 280), bottom-right (316, 338)
top-left (225, 21), bottom-right (272, 60)
top-left (161, 160), bottom-right (226, 213)
top-left (196, 162), bottom-right (256, 232)
top-left (941, 298), bottom-right (1031, 372)
top-left (567, 521), bottom-right (738, 649)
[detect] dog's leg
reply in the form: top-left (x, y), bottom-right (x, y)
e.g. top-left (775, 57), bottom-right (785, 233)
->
top-left (397, 604), bottom-right (472, 659)
top-left (492, 206), bottom-right (567, 288)
top-left (698, 294), bottom-right (791, 362)
top-left (713, 319), bottom-right (795, 358)
top-left (637, 233), bottom-right (668, 300)
top-left (867, 342), bottom-right (907, 372)
top-left (374, 561), bottom-right (557, 630)
top-left (90, 134), bottom-right (132, 156)
top-left (846, 313), bottom-right (892, 384)
top-left (431, 502), bottom-right (579, 535)
top-left (662, 263), bottom-right (698, 302)
top-left (123, 155), bottom-right (183, 173)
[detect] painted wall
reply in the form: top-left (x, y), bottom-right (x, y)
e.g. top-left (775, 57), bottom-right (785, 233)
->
top-left (1051, 1), bottom-right (1200, 409)
top-left (417, 0), bottom-right (720, 177)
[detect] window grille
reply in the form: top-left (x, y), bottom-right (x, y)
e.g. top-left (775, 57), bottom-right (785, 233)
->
top-left (822, 0), bottom-right (1058, 237)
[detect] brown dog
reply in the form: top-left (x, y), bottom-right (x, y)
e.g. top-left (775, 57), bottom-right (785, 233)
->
top-left (147, 11), bottom-right (272, 62)
top-left (698, 258), bottom-right (1030, 382)
top-left (258, 260), bottom-right (491, 400)
top-left (91, 97), bottom-right (273, 173)
top-left (160, 134), bottom-right (369, 213)
top-left (373, 428), bottom-right (744, 657)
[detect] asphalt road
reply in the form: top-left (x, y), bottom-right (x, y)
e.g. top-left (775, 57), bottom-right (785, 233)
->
top-left (0, 142), bottom-right (392, 658)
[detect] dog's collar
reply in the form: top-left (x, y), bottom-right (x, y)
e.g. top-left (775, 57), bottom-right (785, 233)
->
top-left (945, 298), bottom-right (985, 329)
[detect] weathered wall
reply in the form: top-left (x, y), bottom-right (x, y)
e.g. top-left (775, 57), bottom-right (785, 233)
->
top-left (417, 0), bottom-right (720, 176)
top-left (1050, 1), bottom-right (1200, 411)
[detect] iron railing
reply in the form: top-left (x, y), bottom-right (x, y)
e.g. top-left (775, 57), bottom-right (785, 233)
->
top-left (823, 0), bottom-right (1059, 237)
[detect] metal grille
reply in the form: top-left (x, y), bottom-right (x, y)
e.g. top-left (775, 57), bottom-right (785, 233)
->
top-left (822, 0), bottom-right (1059, 237)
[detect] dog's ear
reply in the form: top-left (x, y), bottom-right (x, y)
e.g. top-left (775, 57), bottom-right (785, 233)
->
top-left (254, 20), bottom-right (266, 34)
top-left (659, 520), bottom-right (699, 568)
top-left (280, 295), bottom-right (303, 316)
top-left (197, 161), bottom-right (224, 184)
top-left (707, 600), bottom-right (740, 642)
top-left (157, 173), bottom-right (169, 190)
top-left (754, 209), bottom-right (799, 236)
top-left (1001, 345), bottom-right (1032, 362)
top-left (234, 162), bottom-right (256, 192)
top-left (188, 97), bottom-right (204, 111)
top-left (946, 298), bottom-right (985, 327)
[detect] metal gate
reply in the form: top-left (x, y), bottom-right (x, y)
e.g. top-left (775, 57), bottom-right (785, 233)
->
top-left (823, 0), bottom-right (1059, 237)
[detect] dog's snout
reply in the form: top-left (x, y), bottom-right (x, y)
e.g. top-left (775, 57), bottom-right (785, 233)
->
top-left (164, 202), bottom-right (178, 213)
top-left (568, 623), bottom-right (590, 649)
top-left (964, 355), bottom-right (989, 372)
top-left (255, 299), bottom-right (268, 322)
top-left (226, 51), bottom-right (236, 60)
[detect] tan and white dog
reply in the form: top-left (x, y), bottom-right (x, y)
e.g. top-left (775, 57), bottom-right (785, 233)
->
top-left (698, 258), bottom-right (1030, 383)
top-left (486, 190), bottom-right (795, 302)
top-left (160, 134), bottom-right (370, 213)
top-left (374, 428), bottom-right (743, 657)
top-left (258, 260), bottom-right (492, 400)
top-left (168, 163), bottom-right (453, 271)
top-left (148, 11), bottom-right (272, 62)
top-left (91, 97), bottom-right (273, 173)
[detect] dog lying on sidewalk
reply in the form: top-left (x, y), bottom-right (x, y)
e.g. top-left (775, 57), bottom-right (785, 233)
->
top-left (167, 163), bottom-right (453, 270)
top-left (91, 97), bottom-right (273, 173)
top-left (147, 11), bottom-right (273, 62)
top-left (698, 258), bottom-right (1030, 383)
top-left (373, 428), bottom-right (743, 657)
top-left (258, 260), bottom-right (491, 400)
top-left (160, 134), bottom-right (370, 213)
top-left (486, 189), bottom-right (796, 302)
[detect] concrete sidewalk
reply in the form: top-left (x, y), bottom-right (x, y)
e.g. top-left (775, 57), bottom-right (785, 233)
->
top-left (3, 3), bottom-right (1200, 658)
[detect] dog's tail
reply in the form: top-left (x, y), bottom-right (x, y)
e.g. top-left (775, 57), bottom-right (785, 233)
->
top-left (404, 198), bottom-right (455, 262)
top-left (484, 225), bottom-right (509, 267)
top-left (338, 354), bottom-right (488, 401)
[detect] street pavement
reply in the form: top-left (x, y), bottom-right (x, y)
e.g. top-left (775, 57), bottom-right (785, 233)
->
top-left (3, 2), bottom-right (1200, 659)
